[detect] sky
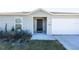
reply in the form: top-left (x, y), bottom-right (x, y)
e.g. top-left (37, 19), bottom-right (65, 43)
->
top-left (0, 0), bottom-right (79, 12)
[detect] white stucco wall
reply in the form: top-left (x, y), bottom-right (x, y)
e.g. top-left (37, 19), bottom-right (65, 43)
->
top-left (47, 16), bottom-right (52, 35)
top-left (0, 16), bottom-right (14, 31)
top-left (52, 15), bottom-right (79, 34)
top-left (0, 15), bottom-right (33, 34)
top-left (22, 16), bottom-right (33, 34)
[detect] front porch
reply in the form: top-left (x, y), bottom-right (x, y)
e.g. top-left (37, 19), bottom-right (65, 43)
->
top-left (31, 33), bottom-right (56, 40)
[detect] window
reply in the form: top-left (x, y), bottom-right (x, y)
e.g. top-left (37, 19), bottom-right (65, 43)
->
top-left (15, 17), bottom-right (22, 30)
top-left (15, 24), bottom-right (22, 29)
top-left (15, 18), bottom-right (21, 23)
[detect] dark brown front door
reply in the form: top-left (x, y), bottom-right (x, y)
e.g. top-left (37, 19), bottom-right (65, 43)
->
top-left (37, 19), bottom-right (43, 33)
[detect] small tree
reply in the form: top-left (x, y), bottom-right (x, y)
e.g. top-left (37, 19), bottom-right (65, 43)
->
top-left (5, 24), bottom-right (7, 32)
top-left (0, 30), bottom-right (3, 39)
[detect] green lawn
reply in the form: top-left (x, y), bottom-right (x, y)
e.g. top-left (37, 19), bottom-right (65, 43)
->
top-left (0, 40), bottom-right (66, 50)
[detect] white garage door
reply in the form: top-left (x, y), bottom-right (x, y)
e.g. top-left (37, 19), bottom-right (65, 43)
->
top-left (52, 15), bottom-right (79, 34)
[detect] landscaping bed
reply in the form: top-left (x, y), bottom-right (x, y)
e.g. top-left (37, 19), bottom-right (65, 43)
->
top-left (0, 40), bottom-right (66, 50)
top-left (0, 28), bottom-right (65, 50)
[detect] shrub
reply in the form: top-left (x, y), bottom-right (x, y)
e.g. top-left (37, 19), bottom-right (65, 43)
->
top-left (21, 30), bottom-right (32, 40)
top-left (2, 32), bottom-right (9, 39)
top-left (11, 26), bottom-right (15, 32)
top-left (14, 30), bottom-right (32, 40)
top-left (0, 27), bottom-right (32, 43)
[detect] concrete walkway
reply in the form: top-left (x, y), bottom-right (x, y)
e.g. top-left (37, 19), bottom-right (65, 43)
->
top-left (32, 33), bottom-right (56, 40)
top-left (55, 35), bottom-right (79, 50)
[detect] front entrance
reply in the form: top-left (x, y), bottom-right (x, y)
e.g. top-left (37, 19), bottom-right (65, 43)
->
top-left (33, 17), bottom-right (47, 33)
top-left (37, 19), bottom-right (43, 33)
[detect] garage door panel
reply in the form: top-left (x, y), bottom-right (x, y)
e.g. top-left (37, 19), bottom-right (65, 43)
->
top-left (52, 18), bottom-right (79, 34)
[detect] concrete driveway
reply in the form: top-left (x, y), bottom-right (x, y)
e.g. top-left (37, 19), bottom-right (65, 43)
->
top-left (55, 35), bottom-right (79, 50)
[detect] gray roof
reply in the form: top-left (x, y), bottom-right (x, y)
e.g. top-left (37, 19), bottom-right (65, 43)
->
top-left (0, 8), bottom-right (79, 15)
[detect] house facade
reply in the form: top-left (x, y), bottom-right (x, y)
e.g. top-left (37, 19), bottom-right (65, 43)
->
top-left (0, 9), bottom-right (79, 35)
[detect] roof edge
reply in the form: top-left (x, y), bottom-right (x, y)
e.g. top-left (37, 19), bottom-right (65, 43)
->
top-left (26, 8), bottom-right (53, 15)
top-left (0, 8), bottom-right (79, 15)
